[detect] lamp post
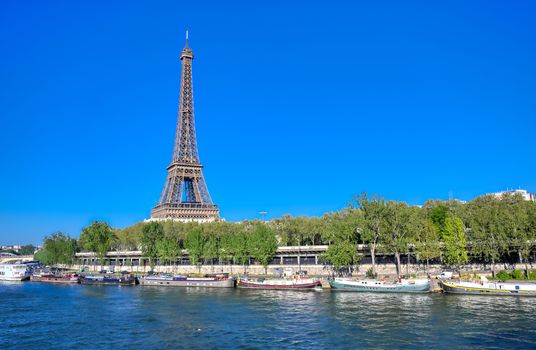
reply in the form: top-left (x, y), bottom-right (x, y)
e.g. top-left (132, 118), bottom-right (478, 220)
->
top-left (259, 211), bottom-right (268, 221)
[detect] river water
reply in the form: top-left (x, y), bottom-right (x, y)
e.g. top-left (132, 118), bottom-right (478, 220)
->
top-left (1, 282), bottom-right (535, 349)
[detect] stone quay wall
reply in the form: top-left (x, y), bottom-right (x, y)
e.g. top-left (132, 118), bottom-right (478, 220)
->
top-left (67, 262), bottom-right (499, 277)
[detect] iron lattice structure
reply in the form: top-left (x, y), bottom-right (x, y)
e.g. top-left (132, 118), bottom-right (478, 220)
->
top-left (150, 34), bottom-right (219, 222)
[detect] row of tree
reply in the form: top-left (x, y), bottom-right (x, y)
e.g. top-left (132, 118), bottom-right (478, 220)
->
top-left (322, 193), bottom-right (536, 276)
top-left (35, 192), bottom-right (536, 276)
top-left (139, 221), bottom-right (278, 273)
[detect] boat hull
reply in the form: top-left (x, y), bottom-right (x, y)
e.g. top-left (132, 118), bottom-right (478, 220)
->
top-left (0, 276), bottom-right (30, 282)
top-left (140, 278), bottom-right (236, 288)
top-left (0, 263), bottom-right (31, 281)
top-left (440, 280), bottom-right (536, 297)
top-left (31, 275), bottom-right (79, 284)
top-left (80, 276), bottom-right (136, 286)
top-left (329, 279), bottom-right (431, 293)
top-left (237, 279), bottom-right (321, 290)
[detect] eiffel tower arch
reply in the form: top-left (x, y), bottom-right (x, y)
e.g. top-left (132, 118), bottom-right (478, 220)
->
top-left (150, 32), bottom-right (220, 222)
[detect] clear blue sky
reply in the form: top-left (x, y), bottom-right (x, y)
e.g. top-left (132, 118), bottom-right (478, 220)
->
top-left (1, 1), bottom-right (535, 245)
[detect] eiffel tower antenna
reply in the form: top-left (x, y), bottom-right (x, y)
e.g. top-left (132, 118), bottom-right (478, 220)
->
top-left (150, 33), bottom-right (219, 222)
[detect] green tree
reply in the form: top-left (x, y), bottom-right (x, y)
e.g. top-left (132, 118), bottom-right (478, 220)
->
top-left (321, 209), bottom-right (361, 245)
top-left (19, 244), bottom-right (36, 255)
top-left (428, 203), bottom-right (449, 233)
top-left (382, 201), bottom-right (415, 276)
top-left (302, 216), bottom-right (325, 246)
top-left (36, 232), bottom-right (77, 266)
top-left (203, 231), bottom-right (220, 272)
top-left (250, 223), bottom-right (278, 274)
top-left (162, 221), bottom-right (188, 249)
top-left (442, 214), bottom-right (468, 273)
top-left (219, 223), bottom-right (239, 273)
top-left (185, 227), bottom-right (205, 272)
top-left (140, 221), bottom-right (165, 269)
top-left (232, 226), bottom-right (251, 274)
top-left (80, 221), bottom-right (117, 270)
top-left (321, 240), bottom-right (360, 275)
top-left (526, 201), bottom-right (536, 275)
top-left (413, 218), bottom-right (441, 272)
top-left (501, 194), bottom-right (532, 275)
top-left (34, 249), bottom-right (53, 266)
top-left (272, 215), bottom-right (302, 246)
top-left (116, 222), bottom-right (143, 250)
top-left (156, 237), bottom-right (181, 269)
top-left (358, 193), bottom-right (387, 276)
top-left (466, 196), bottom-right (508, 277)
top-left (425, 199), bottom-right (465, 232)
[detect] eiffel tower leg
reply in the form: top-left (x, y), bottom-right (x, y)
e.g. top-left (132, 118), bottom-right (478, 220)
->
top-left (158, 177), bottom-right (172, 205)
top-left (197, 176), bottom-right (213, 204)
top-left (169, 175), bottom-right (184, 204)
top-left (192, 178), bottom-right (203, 203)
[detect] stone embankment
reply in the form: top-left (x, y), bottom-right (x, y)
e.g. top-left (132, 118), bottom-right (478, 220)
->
top-left (67, 263), bottom-right (498, 278)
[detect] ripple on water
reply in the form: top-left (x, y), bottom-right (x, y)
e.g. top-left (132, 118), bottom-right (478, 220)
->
top-left (1, 284), bottom-right (536, 349)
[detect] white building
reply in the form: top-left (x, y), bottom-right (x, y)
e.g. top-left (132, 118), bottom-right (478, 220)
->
top-left (0, 245), bottom-right (22, 252)
top-left (488, 189), bottom-right (536, 202)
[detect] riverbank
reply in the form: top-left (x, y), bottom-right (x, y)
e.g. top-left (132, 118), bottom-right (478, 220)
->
top-left (63, 262), bottom-right (518, 278)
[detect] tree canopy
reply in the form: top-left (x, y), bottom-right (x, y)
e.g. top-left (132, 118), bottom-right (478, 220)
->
top-left (34, 232), bottom-right (77, 266)
top-left (80, 221), bottom-right (117, 266)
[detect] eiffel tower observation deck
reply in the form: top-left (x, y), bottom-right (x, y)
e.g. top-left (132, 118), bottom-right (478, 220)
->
top-left (150, 32), bottom-right (220, 222)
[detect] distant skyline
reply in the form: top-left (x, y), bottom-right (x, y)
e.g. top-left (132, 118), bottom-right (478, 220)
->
top-left (1, 1), bottom-right (535, 244)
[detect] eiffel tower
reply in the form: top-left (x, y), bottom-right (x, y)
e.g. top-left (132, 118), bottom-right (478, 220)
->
top-left (150, 32), bottom-right (219, 222)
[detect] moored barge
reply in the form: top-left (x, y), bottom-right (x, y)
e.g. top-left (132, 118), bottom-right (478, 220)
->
top-left (80, 274), bottom-right (136, 286)
top-left (440, 276), bottom-right (536, 296)
top-left (329, 278), bottom-right (431, 293)
top-left (31, 271), bottom-right (79, 284)
top-left (237, 277), bottom-right (321, 290)
top-left (140, 273), bottom-right (236, 288)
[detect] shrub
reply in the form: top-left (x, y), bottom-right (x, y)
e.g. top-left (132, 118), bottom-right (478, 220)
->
top-left (366, 268), bottom-right (377, 278)
top-left (496, 270), bottom-right (511, 281)
top-left (528, 270), bottom-right (536, 280)
top-left (511, 270), bottom-right (525, 280)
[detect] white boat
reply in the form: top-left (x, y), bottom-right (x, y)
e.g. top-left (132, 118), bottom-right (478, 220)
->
top-left (238, 277), bottom-right (322, 290)
top-left (0, 262), bottom-right (31, 281)
top-left (440, 276), bottom-right (536, 296)
top-left (329, 277), bottom-right (431, 293)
